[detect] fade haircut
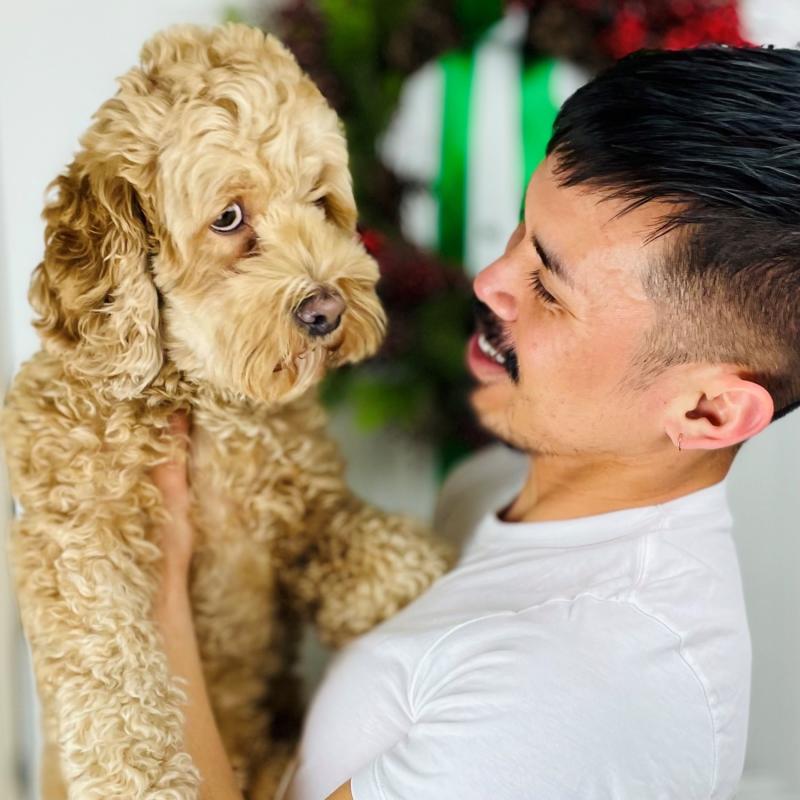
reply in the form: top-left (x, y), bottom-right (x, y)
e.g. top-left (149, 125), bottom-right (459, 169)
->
top-left (547, 45), bottom-right (800, 423)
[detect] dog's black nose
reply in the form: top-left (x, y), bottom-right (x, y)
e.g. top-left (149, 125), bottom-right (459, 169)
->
top-left (294, 289), bottom-right (346, 337)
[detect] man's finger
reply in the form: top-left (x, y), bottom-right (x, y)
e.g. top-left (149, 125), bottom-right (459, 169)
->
top-left (168, 410), bottom-right (190, 438)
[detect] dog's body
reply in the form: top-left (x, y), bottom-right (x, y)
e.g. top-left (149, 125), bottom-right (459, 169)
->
top-left (2, 24), bottom-right (448, 799)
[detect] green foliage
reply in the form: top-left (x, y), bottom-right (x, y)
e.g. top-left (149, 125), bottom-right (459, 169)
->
top-left (455, 0), bottom-right (504, 43)
top-left (314, 0), bottom-right (420, 226)
top-left (321, 367), bottom-right (433, 432)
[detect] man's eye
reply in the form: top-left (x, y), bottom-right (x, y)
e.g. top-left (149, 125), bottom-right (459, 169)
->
top-left (528, 270), bottom-right (557, 305)
top-left (210, 202), bottom-right (244, 233)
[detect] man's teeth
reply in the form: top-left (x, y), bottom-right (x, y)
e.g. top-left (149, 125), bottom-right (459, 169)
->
top-left (478, 333), bottom-right (506, 365)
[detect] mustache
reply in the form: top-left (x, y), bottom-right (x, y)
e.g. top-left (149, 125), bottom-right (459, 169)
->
top-left (472, 297), bottom-right (519, 383)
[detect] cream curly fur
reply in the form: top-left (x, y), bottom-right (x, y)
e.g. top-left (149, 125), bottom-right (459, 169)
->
top-left (1, 23), bottom-right (450, 800)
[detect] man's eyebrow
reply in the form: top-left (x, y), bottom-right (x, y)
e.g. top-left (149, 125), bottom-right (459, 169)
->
top-left (530, 234), bottom-right (576, 291)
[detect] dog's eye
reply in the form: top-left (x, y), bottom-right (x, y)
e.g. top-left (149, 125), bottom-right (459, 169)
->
top-left (210, 202), bottom-right (244, 233)
top-left (313, 194), bottom-right (332, 218)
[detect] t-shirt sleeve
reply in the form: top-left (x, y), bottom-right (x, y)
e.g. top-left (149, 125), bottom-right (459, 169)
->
top-left (350, 597), bottom-right (716, 800)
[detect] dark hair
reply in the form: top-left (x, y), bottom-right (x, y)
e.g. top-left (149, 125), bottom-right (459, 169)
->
top-left (547, 45), bottom-right (800, 422)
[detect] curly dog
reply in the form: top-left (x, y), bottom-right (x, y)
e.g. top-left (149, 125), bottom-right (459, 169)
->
top-left (1, 23), bottom-right (449, 799)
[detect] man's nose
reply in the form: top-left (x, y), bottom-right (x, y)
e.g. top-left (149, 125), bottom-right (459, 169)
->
top-left (473, 257), bottom-right (518, 322)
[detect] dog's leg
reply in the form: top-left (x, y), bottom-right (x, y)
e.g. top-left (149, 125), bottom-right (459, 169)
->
top-left (11, 514), bottom-right (199, 800)
top-left (275, 425), bottom-right (453, 648)
top-left (291, 497), bottom-right (452, 647)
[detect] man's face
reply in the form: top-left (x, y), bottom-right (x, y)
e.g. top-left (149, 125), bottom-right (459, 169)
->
top-left (469, 155), bottom-right (673, 457)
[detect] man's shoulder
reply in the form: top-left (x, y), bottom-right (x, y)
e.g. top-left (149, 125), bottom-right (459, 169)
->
top-left (416, 592), bottom-right (726, 682)
top-left (406, 595), bottom-right (719, 797)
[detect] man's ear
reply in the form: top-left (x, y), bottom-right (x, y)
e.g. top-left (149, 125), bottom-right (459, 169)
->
top-left (30, 161), bottom-right (162, 401)
top-left (664, 369), bottom-right (774, 451)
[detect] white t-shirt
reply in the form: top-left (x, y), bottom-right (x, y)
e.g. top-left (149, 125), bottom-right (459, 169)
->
top-left (287, 446), bottom-right (750, 800)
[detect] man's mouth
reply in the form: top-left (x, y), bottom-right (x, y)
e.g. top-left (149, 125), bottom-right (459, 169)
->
top-left (476, 331), bottom-right (506, 365)
top-left (471, 299), bottom-right (519, 382)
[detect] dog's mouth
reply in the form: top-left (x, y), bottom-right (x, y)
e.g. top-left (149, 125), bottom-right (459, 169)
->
top-left (272, 337), bottom-right (344, 375)
top-left (473, 298), bottom-right (519, 382)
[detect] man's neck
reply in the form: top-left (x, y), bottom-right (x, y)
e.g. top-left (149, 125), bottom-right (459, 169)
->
top-left (503, 448), bottom-right (733, 523)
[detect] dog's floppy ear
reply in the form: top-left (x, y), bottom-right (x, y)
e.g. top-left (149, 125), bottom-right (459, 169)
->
top-left (30, 114), bottom-right (162, 401)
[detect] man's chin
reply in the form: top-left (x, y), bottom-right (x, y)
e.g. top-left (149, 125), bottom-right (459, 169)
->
top-left (470, 380), bottom-right (513, 427)
top-left (471, 388), bottom-right (535, 453)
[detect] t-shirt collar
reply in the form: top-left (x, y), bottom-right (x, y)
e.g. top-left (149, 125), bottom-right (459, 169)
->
top-left (472, 476), bottom-right (733, 549)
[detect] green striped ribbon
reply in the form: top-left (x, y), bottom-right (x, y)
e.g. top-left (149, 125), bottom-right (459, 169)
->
top-left (435, 53), bottom-right (559, 261)
top-left (436, 50), bottom-right (475, 264)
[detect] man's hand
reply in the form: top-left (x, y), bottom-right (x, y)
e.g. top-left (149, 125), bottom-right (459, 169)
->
top-left (151, 411), bottom-right (194, 592)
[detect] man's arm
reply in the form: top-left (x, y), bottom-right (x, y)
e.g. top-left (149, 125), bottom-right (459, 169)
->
top-left (151, 421), bottom-right (244, 800)
top-left (327, 781), bottom-right (354, 800)
top-left (154, 575), bottom-right (244, 800)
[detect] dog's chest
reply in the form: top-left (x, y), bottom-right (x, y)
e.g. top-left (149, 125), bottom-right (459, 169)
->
top-left (188, 417), bottom-right (308, 548)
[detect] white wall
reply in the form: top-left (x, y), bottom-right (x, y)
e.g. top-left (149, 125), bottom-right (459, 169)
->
top-left (1, 3), bottom-right (799, 799)
top-left (729, 418), bottom-right (800, 797)
top-left (0, 129), bottom-right (22, 800)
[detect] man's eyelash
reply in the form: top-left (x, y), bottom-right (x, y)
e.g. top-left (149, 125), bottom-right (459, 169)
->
top-left (528, 270), bottom-right (557, 304)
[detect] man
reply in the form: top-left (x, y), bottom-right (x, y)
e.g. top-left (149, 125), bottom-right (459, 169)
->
top-left (153, 45), bottom-right (799, 799)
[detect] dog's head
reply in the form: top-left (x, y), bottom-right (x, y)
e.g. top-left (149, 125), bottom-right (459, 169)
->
top-left (32, 23), bottom-right (386, 404)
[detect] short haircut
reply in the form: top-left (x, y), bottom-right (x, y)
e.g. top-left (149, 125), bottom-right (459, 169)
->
top-left (547, 45), bottom-right (800, 422)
